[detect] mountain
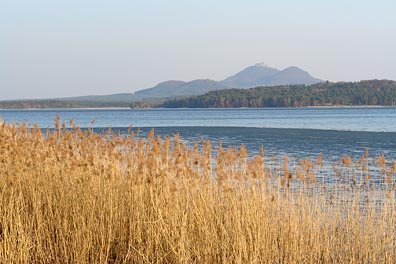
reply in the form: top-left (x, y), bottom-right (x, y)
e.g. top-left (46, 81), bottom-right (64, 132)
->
top-left (220, 63), bottom-right (321, 88)
top-left (220, 63), bottom-right (281, 88)
top-left (134, 79), bottom-right (227, 98)
top-left (266, 66), bottom-right (322, 86)
top-left (134, 63), bottom-right (321, 99)
top-left (173, 79), bottom-right (227, 96)
top-left (134, 80), bottom-right (186, 98)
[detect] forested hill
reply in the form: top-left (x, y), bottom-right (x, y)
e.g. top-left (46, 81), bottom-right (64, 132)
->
top-left (159, 80), bottom-right (396, 108)
top-left (0, 100), bottom-right (132, 109)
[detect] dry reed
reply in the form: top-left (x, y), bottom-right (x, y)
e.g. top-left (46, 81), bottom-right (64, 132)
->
top-left (0, 118), bottom-right (395, 263)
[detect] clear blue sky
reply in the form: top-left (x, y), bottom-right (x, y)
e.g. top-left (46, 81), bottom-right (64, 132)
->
top-left (1, 0), bottom-right (395, 100)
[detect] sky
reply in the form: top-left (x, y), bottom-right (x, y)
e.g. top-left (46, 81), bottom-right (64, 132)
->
top-left (1, 0), bottom-right (396, 100)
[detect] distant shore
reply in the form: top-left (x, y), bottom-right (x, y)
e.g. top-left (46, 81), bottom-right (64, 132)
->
top-left (1, 105), bottom-right (395, 110)
top-left (304, 105), bottom-right (388, 108)
top-left (0, 107), bottom-right (132, 111)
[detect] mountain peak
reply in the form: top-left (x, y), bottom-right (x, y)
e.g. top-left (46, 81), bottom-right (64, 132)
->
top-left (283, 66), bottom-right (305, 72)
top-left (267, 66), bottom-right (321, 86)
top-left (221, 63), bottom-right (281, 88)
top-left (254, 62), bottom-right (277, 69)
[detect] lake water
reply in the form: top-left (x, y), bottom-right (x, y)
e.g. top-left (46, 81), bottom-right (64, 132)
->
top-left (1, 107), bottom-right (396, 162)
top-left (1, 107), bottom-right (396, 132)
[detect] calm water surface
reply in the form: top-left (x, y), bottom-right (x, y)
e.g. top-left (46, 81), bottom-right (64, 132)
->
top-left (1, 107), bottom-right (396, 132)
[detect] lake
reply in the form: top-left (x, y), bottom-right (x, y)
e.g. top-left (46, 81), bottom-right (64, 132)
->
top-left (1, 107), bottom-right (396, 163)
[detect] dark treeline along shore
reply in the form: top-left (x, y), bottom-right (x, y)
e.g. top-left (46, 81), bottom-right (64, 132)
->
top-left (1, 80), bottom-right (396, 109)
top-left (160, 80), bottom-right (396, 108)
top-left (0, 100), bottom-right (132, 109)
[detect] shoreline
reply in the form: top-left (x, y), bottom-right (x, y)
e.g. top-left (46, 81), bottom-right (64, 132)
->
top-left (1, 105), bottom-right (395, 110)
top-left (0, 107), bottom-right (132, 111)
top-left (304, 105), bottom-right (388, 108)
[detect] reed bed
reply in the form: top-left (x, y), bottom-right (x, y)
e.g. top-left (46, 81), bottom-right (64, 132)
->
top-left (0, 118), bottom-right (396, 263)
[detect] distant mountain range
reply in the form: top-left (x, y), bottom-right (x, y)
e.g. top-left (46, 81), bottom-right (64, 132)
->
top-left (0, 63), bottom-right (323, 108)
top-left (53, 63), bottom-right (322, 102)
top-left (132, 63), bottom-right (322, 99)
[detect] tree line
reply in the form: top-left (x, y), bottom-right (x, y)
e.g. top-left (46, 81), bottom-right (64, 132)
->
top-left (0, 100), bottom-right (131, 109)
top-left (159, 80), bottom-right (396, 108)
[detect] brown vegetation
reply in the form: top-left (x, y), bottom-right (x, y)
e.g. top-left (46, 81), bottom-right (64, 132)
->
top-left (0, 118), bottom-right (396, 263)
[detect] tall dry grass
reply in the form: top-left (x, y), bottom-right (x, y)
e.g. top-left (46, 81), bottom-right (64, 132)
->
top-left (0, 118), bottom-right (395, 263)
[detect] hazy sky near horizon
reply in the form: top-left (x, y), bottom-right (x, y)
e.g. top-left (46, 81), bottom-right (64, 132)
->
top-left (1, 0), bottom-right (396, 100)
